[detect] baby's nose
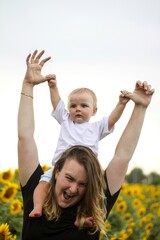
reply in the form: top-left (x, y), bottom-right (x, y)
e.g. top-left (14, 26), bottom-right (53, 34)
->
top-left (76, 106), bottom-right (81, 111)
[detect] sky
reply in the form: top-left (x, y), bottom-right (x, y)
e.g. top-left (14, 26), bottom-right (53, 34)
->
top-left (0, 0), bottom-right (160, 174)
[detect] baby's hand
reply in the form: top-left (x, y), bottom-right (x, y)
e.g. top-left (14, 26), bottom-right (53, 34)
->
top-left (119, 90), bottom-right (130, 105)
top-left (74, 216), bottom-right (95, 229)
top-left (47, 74), bottom-right (57, 88)
top-left (83, 216), bottom-right (96, 228)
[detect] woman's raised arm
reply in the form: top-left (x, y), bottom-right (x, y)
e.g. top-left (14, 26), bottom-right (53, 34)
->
top-left (106, 81), bottom-right (154, 195)
top-left (18, 50), bottom-right (52, 186)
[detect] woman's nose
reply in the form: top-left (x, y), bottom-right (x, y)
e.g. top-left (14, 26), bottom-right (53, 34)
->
top-left (70, 183), bottom-right (78, 193)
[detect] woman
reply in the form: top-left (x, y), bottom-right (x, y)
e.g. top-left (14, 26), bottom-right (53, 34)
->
top-left (18, 50), bottom-right (154, 240)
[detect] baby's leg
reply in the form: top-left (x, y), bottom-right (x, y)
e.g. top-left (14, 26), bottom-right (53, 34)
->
top-left (29, 181), bottom-right (49, 217)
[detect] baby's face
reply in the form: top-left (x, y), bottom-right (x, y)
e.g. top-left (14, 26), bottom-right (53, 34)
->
top-left (68, 93), bottom-right (97, 123)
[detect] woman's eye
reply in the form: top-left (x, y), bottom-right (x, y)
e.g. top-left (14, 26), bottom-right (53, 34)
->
top-left (66, 176), bottom-right (72, 181)
top-left (79, 183), bottom-right (87, 188)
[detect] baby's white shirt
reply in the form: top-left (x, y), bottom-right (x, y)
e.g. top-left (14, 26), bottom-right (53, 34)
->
top-left (51, 100), bottom-right (114, 165)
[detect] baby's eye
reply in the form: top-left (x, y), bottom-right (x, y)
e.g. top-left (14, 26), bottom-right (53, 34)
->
top-left (81, 104), bottom-right (88, 108)
top-left (70, 104), bottom-right (76, 108)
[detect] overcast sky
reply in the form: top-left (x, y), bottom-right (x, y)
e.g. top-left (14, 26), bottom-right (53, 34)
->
top-left (0, 0), bottom-right (160, 174)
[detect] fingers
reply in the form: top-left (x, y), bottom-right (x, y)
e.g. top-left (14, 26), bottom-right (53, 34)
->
top-left (39, 56), bottom-right (51, 67)
top-left (145, 84), bottom-right (155, 95)
top-left (120, 90), bottom-right (131, 98)
top-left (31, 50), bottom-right (39, 63)
top-left (136, 80), bottom-right (155, 95)
top-left (136, 80), bottom-right (143, 89)
top-left (31, 50), bottom-right (44, 64)
top-left (136, 80), bottom-right (149, 90)
top-left (46, 74), bottom-right (56, 83)
top-left (34, 50), bottom-right (45, 63)
top-left (46, 74), bottom-right (56, 79)
top-left (84, 217), bottom-right (96, 228)
top-left (26, 50), bottom-right (51, 66)
top-left (26, 53), bottom-right (31, 65)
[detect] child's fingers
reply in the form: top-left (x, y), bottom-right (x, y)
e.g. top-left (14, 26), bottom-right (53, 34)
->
top-left (45, 74), bottom-right (56, 80)
top-left (120, 90), bottom-right (131, 98)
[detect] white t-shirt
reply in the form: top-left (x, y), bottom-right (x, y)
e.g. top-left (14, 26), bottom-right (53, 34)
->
top-left (40, 99), bottom-right (114, 182)
top-left (51, 99), bottom-right (114, 165)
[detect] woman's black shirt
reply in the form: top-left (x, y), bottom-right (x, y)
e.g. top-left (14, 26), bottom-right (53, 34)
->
top-left (21, 165), bottom-right (120, 240)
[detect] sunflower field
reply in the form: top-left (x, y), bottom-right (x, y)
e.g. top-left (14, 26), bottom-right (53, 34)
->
top-left (0, 168), bottom-right (160, 240)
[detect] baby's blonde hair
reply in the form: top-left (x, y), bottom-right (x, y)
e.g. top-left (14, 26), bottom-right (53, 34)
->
top-left (68, 88), bottom-right (97, 109)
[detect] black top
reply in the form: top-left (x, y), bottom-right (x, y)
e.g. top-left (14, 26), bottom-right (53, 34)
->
top-left (21, 165), bottom-right (120, 240)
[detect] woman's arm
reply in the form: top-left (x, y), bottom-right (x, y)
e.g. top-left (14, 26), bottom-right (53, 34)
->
top-left (106, 81), bottom-right (154, 195)
top-left (18, 50), bottom-right (52, 186)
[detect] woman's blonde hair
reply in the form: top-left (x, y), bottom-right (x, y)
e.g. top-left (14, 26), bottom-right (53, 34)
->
top-left (43, 145), bottom-right (107, 234)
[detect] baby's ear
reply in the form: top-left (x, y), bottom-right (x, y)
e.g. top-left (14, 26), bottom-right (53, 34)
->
top-left (93, 107), bottom-right (97, 116)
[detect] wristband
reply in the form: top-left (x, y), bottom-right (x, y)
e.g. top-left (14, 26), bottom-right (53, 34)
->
top-left (21, 92), bottom-right (33, 99)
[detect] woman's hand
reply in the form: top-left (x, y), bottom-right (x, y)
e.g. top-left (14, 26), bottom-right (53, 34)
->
top-left (121, 80), bottom-right (155, 108)
top-left (24, 50), bottom-right (51, 85)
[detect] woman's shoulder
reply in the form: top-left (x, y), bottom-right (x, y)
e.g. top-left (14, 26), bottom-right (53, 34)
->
top-left (104, 173), bottom-right (121, 217)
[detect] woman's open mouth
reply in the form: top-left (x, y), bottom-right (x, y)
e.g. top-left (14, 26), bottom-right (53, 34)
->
top-left (63, 190), bottom-right (75, 201)
top-left (63, 192), bottom-right (71, 201)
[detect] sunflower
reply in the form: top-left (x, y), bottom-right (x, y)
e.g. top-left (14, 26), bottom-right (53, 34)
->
top-left (132, 198), bottom-right (141, 209)
top-left (8, 235), bottom-right (17, 240)
top-left (137, 206), bottom-right (146, 217)
top-left (99, 230), bottom-right (108, 240)
top-left (104, 221), bottom-right (111, 232)
top-left (0, 183), bottom-right (19, 203)
top-left (110, 237), bottom-right (123, 240)
top-left (121, 228), bottom-right (133, 238)
top-left (0, 170), bottom-right (14, 184)
top-left (42, 165), bottom-right (51, 172)
top-left (123, 212), bottom-right (131, 220)
top-left (116, 200), bottom-right (127, 214)
top-left (0, 223), bottom-right (11, 240)
top-left (145, 223), bottom-right (154, 231)
top-left (157, 209), bottom-right (160, 217)
top-left (10, 199), bottom-right (23, 215)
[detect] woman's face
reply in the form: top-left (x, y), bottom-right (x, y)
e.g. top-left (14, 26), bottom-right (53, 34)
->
top-left (55, 158), bottom-right (88, 208)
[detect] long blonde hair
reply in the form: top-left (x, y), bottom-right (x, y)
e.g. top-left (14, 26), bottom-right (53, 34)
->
top-left (43, 146), bottom-right (107, 233)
